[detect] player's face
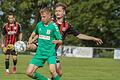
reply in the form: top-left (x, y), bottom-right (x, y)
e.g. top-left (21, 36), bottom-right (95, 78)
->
top-left (41, 12), bottom-right (50, 24)
top-left (55, 6), bottom-right (65, 19)
top-left (8, 15), bottom-right (15, 23)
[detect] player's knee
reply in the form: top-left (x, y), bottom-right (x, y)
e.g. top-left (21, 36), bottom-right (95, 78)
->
top-left (56, 63), bottom-right (63, 77)
top-left (58, 71), bottom-right (63, 77)
top-left (5, 59), bottom-right (9, 62)
top-left (13, 56), bottom-right (17, 60)
top-left (56, 69), bottom-right (63, 77)
top-left (5, 55), bottom-right (10, 59)
top-left (26, 69), bottom-right (33, 77)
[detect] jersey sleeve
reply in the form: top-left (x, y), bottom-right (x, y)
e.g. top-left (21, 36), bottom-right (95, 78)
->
top-left (2, 24), bottom-right (7, 35)
top-left (53, 24), bottom-right (62, 40)
top-left (67, 23), bottom-right (80, 36)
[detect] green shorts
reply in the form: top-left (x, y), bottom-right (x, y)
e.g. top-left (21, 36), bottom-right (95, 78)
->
top-left (30, 54), bottom-right (56, 67)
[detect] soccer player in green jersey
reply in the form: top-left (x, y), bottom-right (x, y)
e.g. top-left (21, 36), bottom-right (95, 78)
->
top-left (27, 3), bottom-right (103, 80)
top-left (26, 8), bottom-right (62, 80)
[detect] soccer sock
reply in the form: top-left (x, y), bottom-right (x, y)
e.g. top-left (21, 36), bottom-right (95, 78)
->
top-left (13, 59), bottom-right (17, 66)
top-left (5, 59), bottom-right (9, 70)
top-left (53, 74), bottom-right (60, 80)
top-left (33, 72), bottom-right (48, 80)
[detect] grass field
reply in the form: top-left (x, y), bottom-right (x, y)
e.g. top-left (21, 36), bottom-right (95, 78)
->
top-left (0, 54), bottom-right (120, 80)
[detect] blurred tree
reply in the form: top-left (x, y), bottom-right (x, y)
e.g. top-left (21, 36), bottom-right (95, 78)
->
top-left (58, 0), bottom-right (120, 47)
top-left (0, 0), bottom-right (120, 47)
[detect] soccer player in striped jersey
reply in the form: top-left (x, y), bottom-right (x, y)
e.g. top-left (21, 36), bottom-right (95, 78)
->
top-left (1, 13), bottom-right (22, 75)
top-left (54, 2), bottom-right (103, 78)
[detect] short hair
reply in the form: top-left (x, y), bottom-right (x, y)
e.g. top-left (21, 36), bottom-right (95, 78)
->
top-left (55, 2), bottom-right (67, 11)
top-left (40, 7), bottom-right (51, 15)
top-left (7, 12), bottom-right (14, 18)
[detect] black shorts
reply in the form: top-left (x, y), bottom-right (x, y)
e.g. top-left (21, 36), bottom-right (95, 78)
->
top-left (56, 56), bottom-right (60, 63)
top-left (5, 50), bottom-right (17, 55)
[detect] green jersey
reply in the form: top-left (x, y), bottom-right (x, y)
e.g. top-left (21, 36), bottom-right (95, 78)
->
top-left (33, 21), bottom-right (62, 56)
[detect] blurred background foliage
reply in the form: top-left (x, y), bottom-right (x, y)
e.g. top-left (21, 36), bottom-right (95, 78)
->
top-left (0, 0), bottom-right (120, 48)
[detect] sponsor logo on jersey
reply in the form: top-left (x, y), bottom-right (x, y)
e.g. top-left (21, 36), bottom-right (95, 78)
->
top-left (39, 35), bottom-right (50, 40)
top-left (8, 31), bottom-right (16, 35)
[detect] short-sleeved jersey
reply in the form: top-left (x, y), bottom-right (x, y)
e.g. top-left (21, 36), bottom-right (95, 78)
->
top-left (2, 22), bottom-right (22, 46)
top-left (54, 20), bottom-right (80, 49)
top-left (33, 21), bottom-right (62, 56)
top-left (55, 21), bottom-right (80, 40)
top-left (2, 22), bottom-right (22, 35)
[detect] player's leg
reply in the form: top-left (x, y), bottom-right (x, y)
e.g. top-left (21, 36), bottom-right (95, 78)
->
top-left (48, 56), bottom-right (60, 80)
top-left (26, 64), bottom-right (39, 78)
top-left (5, 54), bottom-right (10, 75)
top-left (12, 55), bottom-right (17, 74)
top-left (26, 55), bottom-right (49, 80)
top-left (56, 57), bottom-right (63, 77)
top-left (56, 63), bottom-right (63, 77)
top-left (11, 50), bottom-right (17, 74)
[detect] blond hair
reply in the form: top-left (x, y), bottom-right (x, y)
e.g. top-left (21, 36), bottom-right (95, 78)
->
top-left (40, 7), bottom-right (51, 15)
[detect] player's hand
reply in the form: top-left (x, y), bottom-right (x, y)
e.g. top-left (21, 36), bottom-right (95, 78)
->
top-left (1, 44), bottom-right (5, 48)
top-left (52, 40), bottom-right (59, 44)
top-left (27, 41), bottom-right (32, 45)
top-left (93, 38), bottom-right (103, 45)
top-left (52, 40), bottom-right (62, 44)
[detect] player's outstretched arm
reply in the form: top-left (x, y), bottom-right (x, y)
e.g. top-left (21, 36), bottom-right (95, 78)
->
top-left (31, 35), bottom-right (38, 43)
top-left (76, 34), bottom-right (103, 45)
top-left (28, 32), bottom-right (36, 44)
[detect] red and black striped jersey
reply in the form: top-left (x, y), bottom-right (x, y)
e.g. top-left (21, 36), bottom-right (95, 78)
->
top-left (55, 21), bottom-right (80, 40)
top-left (2, 22), bottom-right (22, 46)
top-left (54, 20), bottom-right (80, 49)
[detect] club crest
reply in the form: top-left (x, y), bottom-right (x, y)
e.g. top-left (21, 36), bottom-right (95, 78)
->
top-left (46, 30), bottom-right (51, 34)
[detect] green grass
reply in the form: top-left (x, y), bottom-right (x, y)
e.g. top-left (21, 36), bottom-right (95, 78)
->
top-left (0, 54), bottom-right (120, 80)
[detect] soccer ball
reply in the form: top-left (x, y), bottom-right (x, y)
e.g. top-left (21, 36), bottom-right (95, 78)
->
top-left (14, 41), bottom-right (27, 52)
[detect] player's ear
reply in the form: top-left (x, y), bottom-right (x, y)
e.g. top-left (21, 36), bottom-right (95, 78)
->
top-left (48, 13), bottom-right (51, 18)
top-left (63, 11), bottom-right (66, 15)
top-left (13, 17), bottom-right (15, 21)
top-left (7, 16), bottom-right (9, 20)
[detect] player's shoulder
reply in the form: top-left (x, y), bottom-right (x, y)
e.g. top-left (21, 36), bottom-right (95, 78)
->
top-left (50, 22), bottom-right (59, 30)
top-left (16, 22), bottom-right (22, 27)
top-left (51, 22), bottom-right (59, 29)
top-left (36, 21), bottom-right (43, 26)
top-left (38, 21), bottom-right (43, 24)
top-left (62, 20), bottom-right (73, 29)
top-left (51, 22), bottom-right (57, 27)
top-left (15, 21), bottom-right (19, 24)
top-left (2, 23), bottom-right (8, 28)
top-left (65, 20), bottom-right (72, 26)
